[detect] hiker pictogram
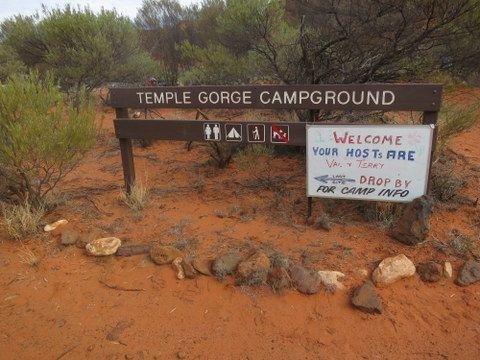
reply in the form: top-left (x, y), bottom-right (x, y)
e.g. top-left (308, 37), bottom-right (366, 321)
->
top-left (247, 124), bottom-right (265, 143)
top-left (225, 124), bottom-right (242, 142)
top-left (204, 123), bottom-right (221, 141)
top-left (271, 125), bottom-right (289, 143)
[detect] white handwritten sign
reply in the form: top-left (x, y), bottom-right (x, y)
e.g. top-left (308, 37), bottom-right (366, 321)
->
top-left (306, 124), bottom-right (434, 201)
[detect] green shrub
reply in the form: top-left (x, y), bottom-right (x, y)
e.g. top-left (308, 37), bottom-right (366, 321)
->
top-left (0, 44), bottom-right (26, 82)
top-left (204, 142), bottom-right (242, 169)
top-left (0, 72), bottom-right (97, 205)
top-left (178, 42), bottom-right (262, 85)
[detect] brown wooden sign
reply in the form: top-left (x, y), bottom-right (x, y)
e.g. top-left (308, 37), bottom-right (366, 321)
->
top-left (108, 83), bottom-right (442, 218)
top-left (114, 119), bottom-right (307, 146)
top-left (108, 84), bottom-right (442, 111)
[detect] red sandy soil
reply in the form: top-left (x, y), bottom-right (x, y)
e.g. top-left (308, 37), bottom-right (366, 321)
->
top-left (0, 99), bottom-right (479, 359)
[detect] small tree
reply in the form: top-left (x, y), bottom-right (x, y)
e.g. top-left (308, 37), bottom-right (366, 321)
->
top-left (0, 72), bottom-right (97, 206)
top-left (135, 0), bottom-right (192, 85)
top-left (1, 6), bottom-right (157, 98)
top-left (435, 2), bottom-right (480, 82)
top-left (178, 41), bottom-right (261, 85)
top-left (135, 0), bottom-right (228, 84)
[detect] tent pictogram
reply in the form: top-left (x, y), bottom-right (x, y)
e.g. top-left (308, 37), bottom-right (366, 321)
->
top-left (225, 124), bottom-right (242, 141)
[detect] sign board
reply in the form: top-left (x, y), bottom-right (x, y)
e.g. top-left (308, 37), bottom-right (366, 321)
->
top-left (306, 124), bottom-right (435, 202)
top-left (109, 83), bottom-right (442, 218)
top-left (114, 119), bottom-right (307, 146)
top-left (108, 84), bottom-right (442, 111)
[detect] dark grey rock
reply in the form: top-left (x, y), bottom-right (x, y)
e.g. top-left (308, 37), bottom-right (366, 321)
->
top-left (390, 195), bottom-right (433, 245)
top-left (351, 280), bottom-right (382, 314)
top-left (456, 260), bottom-right (480, 286)
top-left (417, 261), bottom-right (443, 282)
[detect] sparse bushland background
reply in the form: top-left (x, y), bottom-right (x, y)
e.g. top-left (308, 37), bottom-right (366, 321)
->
top-left (3, 1), bottom-right (479, 90)
top-left (0, 6), bottom-right (157, 100)
top-left (0, 0), bottom-right (479, 238)
top-left (0, 3), bottom-right (480, 358)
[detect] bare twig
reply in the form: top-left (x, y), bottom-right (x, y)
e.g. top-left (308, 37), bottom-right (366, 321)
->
top-left (99, 278), bottom-right (145, 292)
top-left (195, 108), bottom-right (210, 120)
top-left (133, 153), bottom-right (161, 162)
top-left (56, 344), bottom-right (79, 360)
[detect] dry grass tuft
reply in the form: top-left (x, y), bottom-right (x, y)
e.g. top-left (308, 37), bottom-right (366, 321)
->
top-left (235, 144), bottom-right (274, 174)
top-left (449, 229), bottom-right (480, 259)
top-left (314, 213), bottom-right (333, 231)
top-left (121, 181), bottom-right (149, 211)
top-left (1, 200), bottom-right (45, 240)
top-left (18, 245), bottom-right (40, 267)
top-left (430, 157), bottom-right (467, 203)
top-left (437, 100), bottom-right (479, 155)
top-left (356, 201), bottom-right (400, 228)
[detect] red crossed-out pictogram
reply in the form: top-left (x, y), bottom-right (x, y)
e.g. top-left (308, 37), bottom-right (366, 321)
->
top-left (271, 125), bottom-right (289, 143)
